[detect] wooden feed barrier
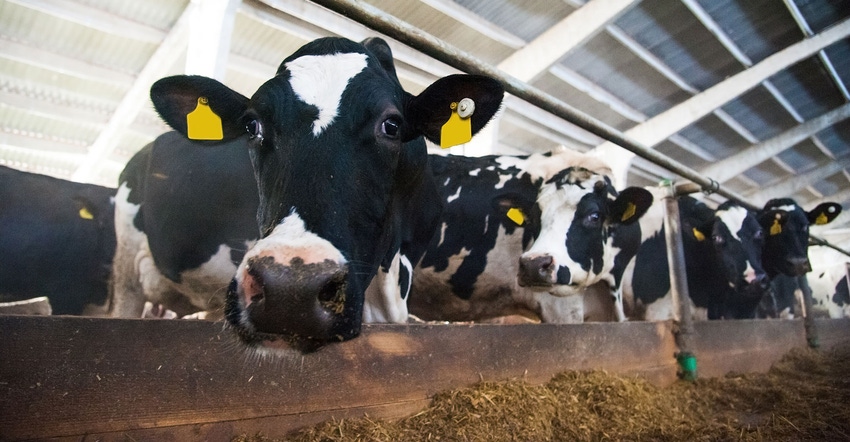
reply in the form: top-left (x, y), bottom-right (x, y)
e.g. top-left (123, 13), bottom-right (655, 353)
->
top-left (1, 315), bottom-right (849, 441)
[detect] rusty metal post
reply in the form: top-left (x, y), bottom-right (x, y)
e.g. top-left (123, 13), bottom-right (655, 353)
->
top-left (661, 180), bottom-right (697, 381)
top-left (797, 275), bottom-right (819, 348)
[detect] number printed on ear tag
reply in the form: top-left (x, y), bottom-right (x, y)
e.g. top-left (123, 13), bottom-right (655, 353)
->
top-left (187, 97), bottom-right (223, 140)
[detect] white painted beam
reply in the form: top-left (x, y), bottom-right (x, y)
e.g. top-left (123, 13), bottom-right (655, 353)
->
top-left (748, 157), bottom-right (850, 207)
top-left (699, 103), bottom-right (850, 183)
top-left (185, 0), bottom-right (241, 80)
top-left (497, 0), bottom-right (639, 83)
top-left (0, 38), bottom-right (135, 84)
top-left (7, 0), bottom-right (166, 44)
top-left (72, 4), bottom-right (196, 183)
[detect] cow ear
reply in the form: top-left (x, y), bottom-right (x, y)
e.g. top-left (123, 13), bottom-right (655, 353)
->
top-left (492, 193), bottom-right (534, 227)
top-left (150, 75), bottom-right (250, 141)
top-left (362, 37), bottom-right (399, 82)
top-left (405, 74), bottom-right (504, 144)
top-left (609, 187), bottom-right (652, 225)
top-left (808, 202), bottom-right (842, 225)
top-left (759, 210), bottom-right (788, 235)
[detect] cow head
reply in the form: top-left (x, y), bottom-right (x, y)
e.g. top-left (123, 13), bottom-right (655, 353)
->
top-left (517, 153), bottom-right (652, 292)
top-left (758, 199), bottom-right (842, 277)
top-left (150, 37), bottom-right (503, 351)
top-left (705, 202), bottom-right (770, 316)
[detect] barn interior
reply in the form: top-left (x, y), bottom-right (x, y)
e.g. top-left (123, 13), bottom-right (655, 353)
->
top-left (1, 0), bottom-right (849, 247)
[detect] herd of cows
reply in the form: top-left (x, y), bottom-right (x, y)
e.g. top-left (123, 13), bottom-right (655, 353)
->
top-left (1, 37), bottom-right (847, 353)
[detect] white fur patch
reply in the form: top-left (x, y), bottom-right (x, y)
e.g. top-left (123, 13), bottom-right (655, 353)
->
top-left (236, 212), bottom-right (346, 285)
top-left (716, 206), bottom-right (748, 242)
top-left (286, 52), bottom-right (369, 136)
top-left (363, 252), bottom-right (409, 323)
top-left (446, 186), bottom-right (462, 203)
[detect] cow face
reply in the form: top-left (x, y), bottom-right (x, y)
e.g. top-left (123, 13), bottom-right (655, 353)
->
top-left (517, 167), bottom-right (652, 292)
top-left (709, 202), bottom-right (769, 300)
top-left (758, 199), bottom-right (842, 277)
top-left (151, 37), bottom-right (503, 351)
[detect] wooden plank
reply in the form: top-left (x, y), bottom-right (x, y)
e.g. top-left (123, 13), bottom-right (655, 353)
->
top-left (0, 316), bottom-right (675, 440)
top-left (3, 316), bottom-right (848, 440)
top-left (693, 319), bottom-right (806, 378)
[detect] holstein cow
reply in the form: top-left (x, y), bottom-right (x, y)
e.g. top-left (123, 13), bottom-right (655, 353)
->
top-left (768, 247), bottom-right (849, 319)
top-left (0, 166), bottom-right (116, 315)
top-left (112, 133), bottom-right (260, 319)
top-left (620, 190), bottom-right (770, 321)
top-left (409, 148), bottom-right (653, 323)
top-left (145, 37), bottom-right (503, 351)
top-left (757, 198), bottom-right (842, 318)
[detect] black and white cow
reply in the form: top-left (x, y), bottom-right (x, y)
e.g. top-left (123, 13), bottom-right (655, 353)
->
top-left (768, 248), bottom-right (849, 319)
top-left (408, 148), bottom-right (653, 323)
top-left (621, 190), bottom-right (770, 321)
top-left (757, 198), bottom-right (842, 319)
top-left (144, 37), bottom-right (503, 351)
top-left (0, 165), bottom-right (116, 315)
top-left (111, 133), bottom-right (260, 319)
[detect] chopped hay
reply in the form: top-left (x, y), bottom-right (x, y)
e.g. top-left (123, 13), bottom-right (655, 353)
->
top-left (235, 342), bottom-right (850, 442)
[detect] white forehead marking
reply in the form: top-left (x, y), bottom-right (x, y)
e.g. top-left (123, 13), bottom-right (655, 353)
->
top-left (285, 52), bottom-right (369, 136)
top-left (716, 206), bottom-right (748, 242)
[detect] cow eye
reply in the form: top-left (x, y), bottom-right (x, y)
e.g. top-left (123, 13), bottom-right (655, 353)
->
top-left (753, 229), bottom-right (765, 240)
top-left (584, 212), bottom-right (601, 227)
top-left (713, 234), bottom-right (725, 245)
top-left (246, 119), bottom-right (263, 140)
top-left (381, 118), bottom-right (401, 139)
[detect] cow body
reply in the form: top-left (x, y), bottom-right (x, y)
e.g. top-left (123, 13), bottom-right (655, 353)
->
top-left (149, 37), bottom-right (503, 351)
top-left (111, 133), bottom-right (260, 318)
top-left (0, 166), bottom-right (115, 315)
top-left (621, 190), bottom-right (769, 321)
top-left (769, 246), bottom-right (850, 319)
top-left (409, 149), bottom-right (652, 323)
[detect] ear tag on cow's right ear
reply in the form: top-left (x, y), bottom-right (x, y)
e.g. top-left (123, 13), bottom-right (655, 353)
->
top-left (79, 207), bottom-right (94, 220)
top-left (770, 219), bottom-right (782, 236)
top-left (815, 212), bottom-right (829, 225)
top-left (621, 202), bottom-right (637, 222)
top-left (440, 99), bottom-right (474, 149)
top-left (692, 228), bottom-right (705, 241)
top-left (507, 208), bottom-right (524, 226)
top-left (186, 97), bottom-right (223, 141)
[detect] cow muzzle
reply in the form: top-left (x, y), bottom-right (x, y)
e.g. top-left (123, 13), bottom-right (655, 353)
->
top-left (518, 254), bottom-right (556, 287)
top-left (788, 257), bottom-right (811, 275)
top-left (230, 255), bottom-right (348, 349)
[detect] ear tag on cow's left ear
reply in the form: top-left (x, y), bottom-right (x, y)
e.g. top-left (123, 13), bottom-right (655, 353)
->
top-left (440, 98), bottom-right (474, 149)
top-left (79, 207), bottom-right (94, 220)
top-left (507, 207), bottom-right (524, 226)
top-left (692, 228), bottom-right (705, 241)
top-left (815, 212), bottom-right (829, 225)
top-left (186, 97), bottom-right (223, 141)
top-left (770, 218), bottom-right (782, 236)
top-left (621, 202), bottom-right (637, 222)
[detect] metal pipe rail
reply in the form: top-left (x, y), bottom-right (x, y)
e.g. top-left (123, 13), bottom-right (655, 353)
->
top-left (306, 0), bottom-right (850, 257)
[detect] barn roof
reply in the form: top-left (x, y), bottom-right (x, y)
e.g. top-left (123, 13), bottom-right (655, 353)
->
top-left (1, 0), bottom-right (849, 246)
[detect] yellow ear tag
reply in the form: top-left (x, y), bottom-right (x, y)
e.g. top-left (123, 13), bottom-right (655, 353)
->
top-left (506, 208), bottom-right (524, 226)
top-left (815, 213), bottom-right (829, 225)
top-left (621, 202), bottom-right (636, 222)
top-left (440, 99), bottom-right (474, 149)
top-left (692, 227), bottom-right (705, 241)
top-left (186, 97), bottom-right (223, 140)
top-left (79, 207), bottom-right (94, 220)
top-left (770, 219), bottom-right (782, 236)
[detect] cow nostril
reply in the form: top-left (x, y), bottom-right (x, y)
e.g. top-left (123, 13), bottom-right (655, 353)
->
top-left (318, 270), bottom-right (347, 314)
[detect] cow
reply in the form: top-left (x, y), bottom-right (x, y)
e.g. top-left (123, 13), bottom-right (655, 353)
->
top-left (620, 190), bottom-right (771, 321)
top-left (111, 133), bottom-right (260, 319)
top-left (0, 165), bottom-right (116, 315)
top-left (768, 247), bottom-right (850, 319)
top-left (756, 199), bottom-right (843, 319)
top-left (143, 36), bottom-right (504, 352)
top-left (408, 148), bottom-right (653, 323)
